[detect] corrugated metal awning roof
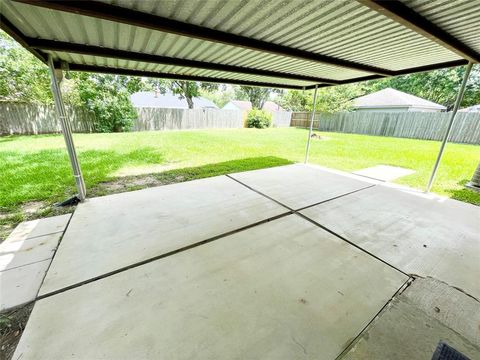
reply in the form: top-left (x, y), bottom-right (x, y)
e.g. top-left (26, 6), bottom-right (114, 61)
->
top-left (1, 0), bottom-right (478, 89)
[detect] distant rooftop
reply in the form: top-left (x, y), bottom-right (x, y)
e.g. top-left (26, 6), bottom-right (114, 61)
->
top-left (223, 100), bottom-right (284, 112)
top-left (353, 88), bottom-right (446, 111)
top-left (459, 105), bottom-right (480, 112)
top-left (130, 91), bottom-right (218, 109)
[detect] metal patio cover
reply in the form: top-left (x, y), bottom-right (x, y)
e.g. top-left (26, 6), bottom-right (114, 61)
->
top-left (1, 0), bottom-right (479, 89)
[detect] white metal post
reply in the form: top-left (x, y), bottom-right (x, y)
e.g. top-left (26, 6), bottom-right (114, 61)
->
top-left (47, 55), bottom-right (86, 201)
top-left (304, 85), bottom-right (318, 164)
top-left (426, 62), bottom-right (473, 193)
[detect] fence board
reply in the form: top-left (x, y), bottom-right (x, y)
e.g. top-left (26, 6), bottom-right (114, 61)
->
top-left (272, 111), bottom-right (292, 127)
top-left (0, 102), bottom-right (95, 135)
top-left (134, 108), bottom-right (243, 131)
top-left (291, 111), bottom-right (480, 144)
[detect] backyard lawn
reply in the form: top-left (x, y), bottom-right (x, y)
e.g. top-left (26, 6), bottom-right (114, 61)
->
top-left (1, 128), bottom-right (479, 239)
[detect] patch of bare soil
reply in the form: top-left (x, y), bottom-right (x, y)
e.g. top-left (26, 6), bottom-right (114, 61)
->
top-left (20, 201), bottom-right (45, 215)
top-left (0, 204), bottom-right (74, 244)
top-left (113, 163), bottom-right (180, 177)
top-left (310, 133), bottom-right (330, 140)
top-left (92, 175), bottom-right (163, 196)
top-left (0, 303), bottom-right (34, 360)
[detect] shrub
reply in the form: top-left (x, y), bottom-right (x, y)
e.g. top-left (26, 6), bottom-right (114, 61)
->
top-left (246, 109), bottom-right (272, 129)
top-left (90, 94), bottom-right (136, 132)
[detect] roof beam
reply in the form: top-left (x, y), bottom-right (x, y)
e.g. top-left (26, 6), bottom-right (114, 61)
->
top-left (66, 64), bottom-right (324, 90)
top-left (0, 16), bottom-right (47, 63)
top-left (27, 38), bottom-right (337, 85)
top-left (13, 0), bottom-right (395, 76)
top-left (357, 0), bottom-right (480, 63)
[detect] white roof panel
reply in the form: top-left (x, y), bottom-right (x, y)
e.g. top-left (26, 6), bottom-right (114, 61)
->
top-left (1, 0), bottom-right (477, 88)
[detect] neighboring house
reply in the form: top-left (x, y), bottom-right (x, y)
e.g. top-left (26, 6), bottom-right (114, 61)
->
top-left (222, 100), bottom-right (252, 111)
top-left (459, 105), bottom-right (480, 112)
top-left (353, 88), bottom-right (446, 113)
top-left (222, 100), bottom-right (284, 112)
top-left (130, 91), bottom-right (218, 109)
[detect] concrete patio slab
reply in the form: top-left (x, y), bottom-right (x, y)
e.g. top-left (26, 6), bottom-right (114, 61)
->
top-left (5, 214), bottom-right (71, 241)
top-left (39, 176), bottom-right (288, 296)
top-left (353, 165), bottom-right (415, 181)
top-left (0, 232), bottom-right (61, 271)
top-left (343, 278), bottom-right (480, 359)
top-left (300, 185), bottom-right (480, 299)
top-left (0, 260), bottom-right (50, 312)
top-left (14, 215), bottom-right (407, 360)
top-left (229, 164), bottom-right (373, 210)
top-left (0, 215), bottom-right (70, 312)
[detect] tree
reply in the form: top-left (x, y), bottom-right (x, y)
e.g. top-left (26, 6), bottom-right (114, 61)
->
top-left (276, 90), bottom-right (309, 111)
top-left (72, 73), bottom-right (149, 132)
top-left (199, 84), bottom-right (235, 108)
top-left (235, 86), bottom-right (275, 109)
top-left (0, 31), bottom-right (52, 104)
top-left (368, 66), bottom-right (480, 110)
top-left (170, 80), bottom-right (218, 109)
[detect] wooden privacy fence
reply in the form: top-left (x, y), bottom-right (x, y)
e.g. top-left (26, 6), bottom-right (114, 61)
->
top-left (272, 111), bottom-right (292, 127)
top-left (291, 111), bottom-right (480, 144)
top-left (134, 108), bottom-right (243, 131)
top-left (0, 102), bottom-right (95, 135)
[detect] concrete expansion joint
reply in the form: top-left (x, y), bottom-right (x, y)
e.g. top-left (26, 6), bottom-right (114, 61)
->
top-left (335, 277), bottom-right (413, 359)
top-left (35, 210), bottom-right (293, 300)
top-left (227, 174), bottom-right (407, 278)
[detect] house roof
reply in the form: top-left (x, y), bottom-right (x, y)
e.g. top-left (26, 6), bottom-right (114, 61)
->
top-left (459, 105), bottom-right (480, 112)
top-left (130, 91), bottom-right (218, 109)
top-left (263, 101), bottom-right (285, 112)
top-left (353, 88), bottom-right (446, 110)
top-left (224, 100), bottom-right (284, 112)
top-left (228, 101), bottom-right (252, 111)
top-left (1, 0), bottom-right (479, 90)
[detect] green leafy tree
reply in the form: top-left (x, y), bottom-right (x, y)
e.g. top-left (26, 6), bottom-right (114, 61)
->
top-left (0, 31), bottom-right (52, 104)
top-left (170, 80), bottom-right (218, 109)
top-left (199, 84), bottom-right (235, 108)
top-left (72, 73), bottom-right (143, 132)
top-left (276, 90), bottom-right (309, 111)
top-left (235, 86), bottom-right (277, 109)
top-left (368, 66), bottom-right (480, 110)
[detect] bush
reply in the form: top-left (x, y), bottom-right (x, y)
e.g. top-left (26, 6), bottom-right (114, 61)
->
top-left (246, 109), bottom-right (272, 129)
top-left (91, 94), bottom-right (136, 132)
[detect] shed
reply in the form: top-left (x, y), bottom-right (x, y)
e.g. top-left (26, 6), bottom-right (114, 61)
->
top-left (353, 88), bottom-right (446, 112)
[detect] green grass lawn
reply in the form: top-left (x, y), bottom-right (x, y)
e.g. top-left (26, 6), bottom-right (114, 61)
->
top-left (1, 128), bottom-right (479, 234)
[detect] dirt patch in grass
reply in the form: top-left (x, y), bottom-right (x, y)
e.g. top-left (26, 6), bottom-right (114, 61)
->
top-left (113, 163), bottom-right (182, 177)
top-left (0, 205), bottom-right (73, 244)
top-left (20, 201), bottom-right (46, 215)
top-left (0, 303), bottom-right (34, 360)
top-left (1, 156), bottom-right (292, 243)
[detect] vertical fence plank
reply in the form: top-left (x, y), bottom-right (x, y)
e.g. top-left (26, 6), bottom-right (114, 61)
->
top-left (290, 111), bottom-right (480, 144)
top-left (0, 102), bottom-right (95, 135)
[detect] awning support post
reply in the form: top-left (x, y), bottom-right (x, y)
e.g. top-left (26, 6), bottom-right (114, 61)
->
top-left (426, 62), bottom-right (473, 193)
top-left (47, 55), bottom-right (86, 201)
top-left (304, 84), bottom-right (318, 164)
